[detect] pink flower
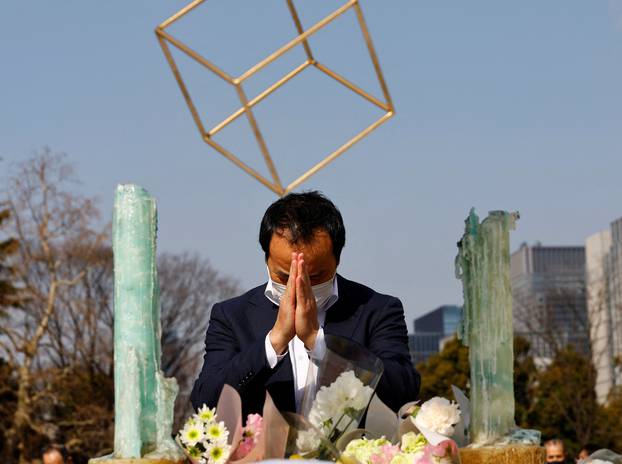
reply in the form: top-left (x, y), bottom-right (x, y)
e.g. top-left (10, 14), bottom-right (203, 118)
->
top-left (244, 413), bottom-right (263, 444)
top-left (233, 438), bottom-right (254, 459)
top-left (231, 414), bottom-right (264, 460)
top-left (418, 440), bottom-right (459, 464)
top-left (371, 444), bottom-right (401, 464)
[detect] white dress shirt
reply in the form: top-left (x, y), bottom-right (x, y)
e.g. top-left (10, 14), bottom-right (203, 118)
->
top-left (263, 276), bottom-right (339, 411)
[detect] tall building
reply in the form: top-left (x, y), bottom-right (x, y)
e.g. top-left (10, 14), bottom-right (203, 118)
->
top-left (586, 217), bottom-right (622, 403)
top-left (409, 305), bottom-right (462, 365)
top-left (414, 304), bottom-right (462, 335)
top-left (510, 243), bottom-right (589, 360)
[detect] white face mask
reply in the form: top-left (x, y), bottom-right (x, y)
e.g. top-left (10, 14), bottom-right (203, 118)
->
top-left (268, 268), bottom-right (335, 309)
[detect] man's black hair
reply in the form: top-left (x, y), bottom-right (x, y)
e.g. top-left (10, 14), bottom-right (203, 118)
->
top-left (259, 191), bottom-right (346, 264)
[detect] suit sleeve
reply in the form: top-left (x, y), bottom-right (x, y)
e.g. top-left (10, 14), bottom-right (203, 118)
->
top-left (368, 297), bottom-right (421, 412)
top-left (190, 303), bottom-right (272, 410)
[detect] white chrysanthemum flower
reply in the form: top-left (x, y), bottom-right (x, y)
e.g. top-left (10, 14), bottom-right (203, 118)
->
top-left (186, 445), bottom-right (202, 460)
top-left (196, 405), bottom-right (216, 423)
top-left (205, 421), bottom-right (229, 445)
top-left (413, 397), bottom-right (461, 436)
top-left (180, 421), bottom-right (205, 447)
top-left (207, 443), bottom-right (231, 464)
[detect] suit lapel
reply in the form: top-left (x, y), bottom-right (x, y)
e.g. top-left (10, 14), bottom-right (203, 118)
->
top-left (247, 286), bottom-right (280, 340)
top-left (323, 274), bottom-right (362, 340)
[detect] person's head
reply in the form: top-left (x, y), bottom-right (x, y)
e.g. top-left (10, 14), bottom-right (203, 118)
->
top-left (259, 191), bottom-right (345, 286)
top-left (545, 439), bottom-right (566, 464)
top-left (577, 443), bottom-right (599, 461)
top-left (42, 444), bottom-right (71, 464)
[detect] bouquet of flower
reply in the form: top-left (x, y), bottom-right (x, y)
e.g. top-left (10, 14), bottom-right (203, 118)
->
top-left (287, 335), bottom-right (384, 460)
top-left (178, 405), bottom-right (232, 464)
top-left (295, 370), bottom-right (375, 456)
top-left (343, 431), bottom-right (459, 464)
top-left (177, 385), bottom-right (288, 463)
top-left (340, 396), bottom-right (462, 464)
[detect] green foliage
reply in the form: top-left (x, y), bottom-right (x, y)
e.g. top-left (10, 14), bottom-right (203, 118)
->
top-left (528, 347), bottom-right (599, 456)
top-left (598, 387), bottom-right (622, 452)
top-left (514, 336), bottom-right (537, 427)
top-left (416, 337), bottom-right (470, 401)
top-left (416, 335), bottom-right (622, 456)
top-left (417, 336), bottom-right (539, 422)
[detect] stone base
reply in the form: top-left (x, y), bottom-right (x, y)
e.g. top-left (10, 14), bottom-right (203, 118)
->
top-left (88, 459), bottom-right (185, 464)
top-left (459, 445), bottom-right (545, 464)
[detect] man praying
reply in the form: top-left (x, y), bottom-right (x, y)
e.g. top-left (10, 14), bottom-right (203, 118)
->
top-left (191, 191), bottom-right (420, 417)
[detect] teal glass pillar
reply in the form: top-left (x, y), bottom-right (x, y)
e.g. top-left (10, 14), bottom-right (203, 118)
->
top-left (106, 185), bottom-right (183, 460)
top-left (455, 209), bottom-right (519, 446)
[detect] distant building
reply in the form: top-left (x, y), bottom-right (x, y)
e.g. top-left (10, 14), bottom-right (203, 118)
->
top-left (409, 305), bottom-right (462, 365)
top-left (510, 243), bottom-right (589, 360)
top-left (586, 217), bottom-right (622, 403)
top-left (414, 304), bottom-right (462, 335)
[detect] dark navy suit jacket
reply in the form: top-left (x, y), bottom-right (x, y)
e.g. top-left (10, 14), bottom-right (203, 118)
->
top-left (190, 275), bottom-right (420, 418)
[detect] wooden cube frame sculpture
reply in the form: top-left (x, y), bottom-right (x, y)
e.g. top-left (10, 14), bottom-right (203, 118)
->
top-left (156, 0), bottom-right (394, 196)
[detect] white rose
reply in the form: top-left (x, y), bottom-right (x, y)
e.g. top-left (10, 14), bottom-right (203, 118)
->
top-left (413, 397), bottom-right (461, 437)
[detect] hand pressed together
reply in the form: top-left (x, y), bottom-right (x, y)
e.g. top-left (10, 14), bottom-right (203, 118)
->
top-left (269, 252), bottom-right (319, 354)
top-left (294, 255), bottom-right (319, 350)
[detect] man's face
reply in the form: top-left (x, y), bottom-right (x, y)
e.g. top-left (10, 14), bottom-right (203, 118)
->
top-left (267, 229), bottom-right (337, 286)
top-left (546, 444), bottom-right (565, 463)
top-left (43, 450), bottom-right (65, 464)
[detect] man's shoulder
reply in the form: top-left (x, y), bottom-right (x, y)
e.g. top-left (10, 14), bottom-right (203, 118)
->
top-left (337, 275), bottom-right (401, 308)
top-left (214, 282), bottom-right (267, 311)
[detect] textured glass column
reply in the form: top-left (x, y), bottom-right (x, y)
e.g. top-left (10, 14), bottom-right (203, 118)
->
top-left (91, 184), bottom-right (183, 461)
top-left (456, 209), bottom-right (518, 446)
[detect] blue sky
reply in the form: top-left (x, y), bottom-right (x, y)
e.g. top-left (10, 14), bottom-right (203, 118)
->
top-left (2, 1), bottom-right (622, 329)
